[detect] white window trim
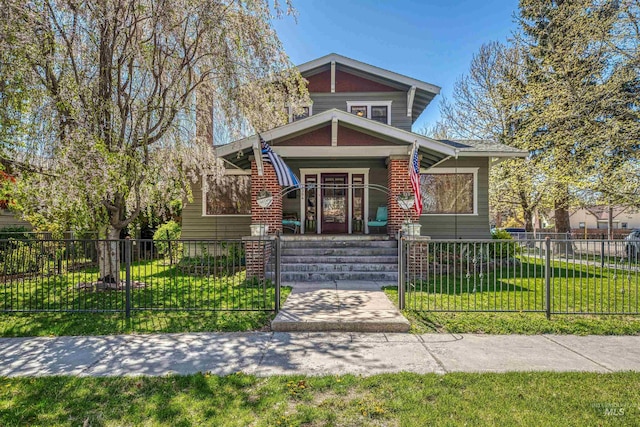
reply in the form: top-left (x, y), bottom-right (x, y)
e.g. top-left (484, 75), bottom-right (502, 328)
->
top-left (346, 101), bottom-right (392, 125)
top-left (299, 168), bottom-right (370, 234)
top-left (202, 169), bottom-right (252, 217)
top-left (419, 167), bottom-right (478, 216)
top-left (287, 104), bottom-right (313, 123)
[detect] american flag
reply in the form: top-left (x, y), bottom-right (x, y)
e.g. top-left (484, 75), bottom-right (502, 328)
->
top-left (409, 142), bottom-right (423, 215)
top-left (261, 137), bottom-right (301, 188)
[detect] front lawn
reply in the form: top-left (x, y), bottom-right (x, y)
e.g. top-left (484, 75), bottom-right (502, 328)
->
top-left (0, 257), bottom-right (289, 337)
top-left (0, 372), bottom-right (638, 426)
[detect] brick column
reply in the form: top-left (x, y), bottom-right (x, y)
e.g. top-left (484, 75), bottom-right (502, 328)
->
top-left (245, 160), bottom-right (281, 280)
top-left (250, 159), bottom-right (282, 235)
top-left (387, 156), bottom-right (420, 237)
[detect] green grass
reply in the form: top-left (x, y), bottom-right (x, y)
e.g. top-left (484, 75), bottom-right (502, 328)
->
top-left (0, 372), bottom-right (638, 426)
top-left (0, 259), bottom-right (289, 337)
top-left (384, 287), bottom-right (640, 335)
top-left (388, 252), bottom-right (640, 334)
top-left (401, 254), bottom-right (639, 314)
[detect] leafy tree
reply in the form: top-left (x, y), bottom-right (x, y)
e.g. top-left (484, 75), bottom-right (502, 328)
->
top-left (1, 0), bottom-right (308, 281)
top-left (426, 41), bottom-right (545, 232)
top-left (516, 0), bottom-right (639, 234)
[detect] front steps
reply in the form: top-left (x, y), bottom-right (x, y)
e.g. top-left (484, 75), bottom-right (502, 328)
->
top-left (279, 235), bottom-right (398, 283)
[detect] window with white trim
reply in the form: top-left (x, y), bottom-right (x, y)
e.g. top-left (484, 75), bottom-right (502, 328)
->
top-left (286, 105), bottom-right (312, 123)
top-left (346, 101), bottom-right (392, 125)
top-left (204, 173), bottom-right (251, 215)
top-left (420, 168), bottom-right (478, 215)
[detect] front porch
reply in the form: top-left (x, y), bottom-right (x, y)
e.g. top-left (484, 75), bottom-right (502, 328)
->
top-left (250, 158), bottom-right (421, 237)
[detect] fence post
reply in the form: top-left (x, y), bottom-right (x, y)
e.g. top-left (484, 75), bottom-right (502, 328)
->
top-left (545, 236), bottom-right (551, 320)
top-left (275, 236), bottom-right (281, 313)
top-left (125, 237), bottom-right (132, 318)
top-left (398, 236), bottom-right (405, 310)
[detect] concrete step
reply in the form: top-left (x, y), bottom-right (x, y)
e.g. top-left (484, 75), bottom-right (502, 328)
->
top-left (281, 263), bottom-right (398, 273)
top-left (281, 272), bottom-right (398, 282)
top-left (281, 247), bottom-right (397, 256)
top-left (280, 255), bottom-right (397, 264)
top-left (281, 240), bottom-right (397, 249)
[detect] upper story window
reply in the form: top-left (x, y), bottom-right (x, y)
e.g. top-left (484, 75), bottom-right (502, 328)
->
top-left (346, 101), bottom-right (392, 125)
top-left (286, 105), bottom-right (312, 123)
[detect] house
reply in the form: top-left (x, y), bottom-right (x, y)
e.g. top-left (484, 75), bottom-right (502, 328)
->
top-left (570, 206), bottom-right (640, 232)
top-left (182, 53), bottom-right (526, 239)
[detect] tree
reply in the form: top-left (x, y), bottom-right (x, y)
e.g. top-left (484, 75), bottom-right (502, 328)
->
top-left (2, 0), bottom-right (309, 282)
top-left (425, 41), bottom-right (546, 231)
top-left (516, 0), bottom-right (638, 234)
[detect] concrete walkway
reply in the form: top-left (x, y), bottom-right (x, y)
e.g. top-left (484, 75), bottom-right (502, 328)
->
top-left (272, 281), bottom-right (410, 332)
top-left (2, 332), bottom-right (640, 377)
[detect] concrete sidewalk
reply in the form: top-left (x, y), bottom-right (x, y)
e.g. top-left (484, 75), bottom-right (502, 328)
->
top-left (1, 332), bottom-right (640, 377)
top-left (272, 281), bottom-right (410, 332)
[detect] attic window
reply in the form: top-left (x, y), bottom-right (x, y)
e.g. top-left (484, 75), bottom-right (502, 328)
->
top-left (346, 101), bottom-right (392, 125)
top-left (287, 105), bottom-right (312, 123)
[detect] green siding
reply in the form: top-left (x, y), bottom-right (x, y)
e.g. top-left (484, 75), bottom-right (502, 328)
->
top-left (182, 157), bottom-right (492, 239)
top-left (418, 157), bottom-right (491, 239)
top-left (311, 92), bottom-right (411, 131)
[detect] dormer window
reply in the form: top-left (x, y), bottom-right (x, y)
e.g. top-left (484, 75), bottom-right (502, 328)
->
top-left (346, 101), bottom-right (392, 125)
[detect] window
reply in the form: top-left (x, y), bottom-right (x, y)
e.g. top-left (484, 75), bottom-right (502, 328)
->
top-left (287, 105), bottom-right (312, 123)
top-left (420, 168), bottom-right (478, 215)
top-left (204, 174), bottom-right (251, 215)
top-left (370, 106), bottom-right (388, 124)
top-left (350, 106), bottom-right (367, 118)
top-left (346, 101), bottom-right (392, 125)
top-left (293, 107), bottom-right (310, 122)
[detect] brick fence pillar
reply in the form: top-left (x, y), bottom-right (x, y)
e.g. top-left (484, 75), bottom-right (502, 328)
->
top-left (387, 156), bottom-right (420, 237)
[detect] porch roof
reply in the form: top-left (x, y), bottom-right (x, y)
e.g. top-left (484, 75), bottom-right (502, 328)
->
top-left (215, 109), bottom-right (526, 170)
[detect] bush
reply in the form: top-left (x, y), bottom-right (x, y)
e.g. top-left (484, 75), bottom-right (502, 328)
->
top-left (0, 225), bottom-right (32, 244)
top-left (490, 229), bottom-right (520, 259)
top-left (153, 221), bottom-right (182, 262)
top-left (0, 240), bottom-right (41, 275)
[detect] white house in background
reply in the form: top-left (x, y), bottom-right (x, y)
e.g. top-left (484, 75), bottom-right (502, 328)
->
top-left (570, 206), bottom-right (640, 230)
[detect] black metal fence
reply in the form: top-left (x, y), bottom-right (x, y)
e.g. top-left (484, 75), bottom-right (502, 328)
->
top-left (399, 237), bottom-right (640, 317)
top-left (0, 238), bottom-right (279, 315)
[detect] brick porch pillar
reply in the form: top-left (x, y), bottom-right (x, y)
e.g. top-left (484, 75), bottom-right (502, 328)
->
top-left (250, 159), bottom-right (283, 235)
top-left (245, 159), bottom-right (282, 279)
top-left (387, 156), bottom-right (420, 237)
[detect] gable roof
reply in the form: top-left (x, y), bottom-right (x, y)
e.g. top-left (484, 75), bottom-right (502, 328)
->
top-left (297, 53), bottom-right (441, 123)
top-left (215, 109), bottom-right (527, 170)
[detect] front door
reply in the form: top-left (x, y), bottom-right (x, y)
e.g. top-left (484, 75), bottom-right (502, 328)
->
top-left (321, 174), bottom-right (348, 233)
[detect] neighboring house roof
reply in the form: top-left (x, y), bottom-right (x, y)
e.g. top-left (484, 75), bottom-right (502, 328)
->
top-left (298, 53), bottom-right (441, 123)
top-left (215, 109), bottom-right (527, 170)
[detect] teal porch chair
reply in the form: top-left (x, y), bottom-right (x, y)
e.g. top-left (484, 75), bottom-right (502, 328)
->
top-left (367, 206), bottom-right (388, 234)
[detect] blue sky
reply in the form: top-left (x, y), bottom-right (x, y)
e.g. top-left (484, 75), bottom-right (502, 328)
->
top-left (273, 0), bottom-right (520, 130)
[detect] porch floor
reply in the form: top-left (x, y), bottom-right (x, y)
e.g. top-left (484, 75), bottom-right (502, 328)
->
top-left (271, 281), bottom-right (410, 333)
